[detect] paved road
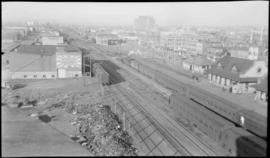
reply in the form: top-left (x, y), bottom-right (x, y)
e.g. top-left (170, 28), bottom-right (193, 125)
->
top-left (2, 106), bottom-right (91, 157)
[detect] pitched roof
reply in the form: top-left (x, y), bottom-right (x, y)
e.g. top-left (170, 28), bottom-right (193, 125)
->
top-left (17, 45), bottom-right (57, 56)
top-left (251, 76), bottom-right (268, 93)
top-left (206, 55), bottom-right (257, 82)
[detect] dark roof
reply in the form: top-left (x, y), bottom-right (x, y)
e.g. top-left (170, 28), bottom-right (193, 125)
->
top-left (206, 55), bottom-right (257, 82)
top-left (251, 76), bottom-right (268, 93)
top-left (17, 45), bottom-right (56, 56)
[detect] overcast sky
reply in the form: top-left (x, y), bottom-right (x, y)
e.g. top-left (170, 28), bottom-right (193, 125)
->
top-left (2, 2), bottom-right (269, 27)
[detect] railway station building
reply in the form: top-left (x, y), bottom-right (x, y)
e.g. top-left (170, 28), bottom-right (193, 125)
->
top-left (1, 45), bottom-right (82, 85)
top-left (182, 56), bottom-right (214, 74)
top-left (206, 55), bottom-right (268, 94)
top-left (251, 75), bottom-right (268, 103)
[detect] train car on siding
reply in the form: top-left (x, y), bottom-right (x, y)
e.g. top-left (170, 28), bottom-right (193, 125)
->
top-left (220, 127), bottom-right (266, 156)
top-left (236, 110), bottom-right (267, 139)
top-left (92, 63), bottom-right (109, 85)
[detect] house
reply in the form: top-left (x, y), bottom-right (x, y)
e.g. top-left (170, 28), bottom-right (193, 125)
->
top-left (206, 48), bottom-right (227, 62)
top-left (1, 45), bottom-right (82, 84)
top-left (251, 76), bottom-right (268, 103)
top-left (182, 56), bottom-right (214, 74)
top-left (206, 55), bottom-right (268, 94)
top-left (95, 33), bottom-right (119, 46)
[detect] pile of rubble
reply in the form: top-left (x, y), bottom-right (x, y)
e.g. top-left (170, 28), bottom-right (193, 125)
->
top-left (2, 88), bottom-right (137, 156)
top-left (70, 103), bottom-right (137, 156)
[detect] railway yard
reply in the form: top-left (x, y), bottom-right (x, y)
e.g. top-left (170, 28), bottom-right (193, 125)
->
top-left (72, 40), bottom-right (267, 156)
top-left (2, 39), bottom-right (267, 156)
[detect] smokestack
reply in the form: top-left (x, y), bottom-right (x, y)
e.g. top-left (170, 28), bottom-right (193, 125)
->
top-left (260, 25), bottom-right (264, 43)
top-left (250, 30), bottom-right (253, 44)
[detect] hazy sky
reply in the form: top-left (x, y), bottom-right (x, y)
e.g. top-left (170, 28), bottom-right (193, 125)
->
top-left (2, 2), bottom-right (269, 27)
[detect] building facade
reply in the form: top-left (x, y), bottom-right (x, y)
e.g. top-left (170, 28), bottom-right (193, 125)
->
top-left (41, 36), bottom-right (64, 45)
top-left (95, 34), bottom-right (119, 46)
top-left (1, 45), bottom-right (82, 85)
top-left (183, 56), bottom-right (214, 74)
top-left (206, 55), bottom-right (268, 94)
top-left (160, 32), bottom-right (203, 56)
top-left (251, 76), bottom-right (268, 103)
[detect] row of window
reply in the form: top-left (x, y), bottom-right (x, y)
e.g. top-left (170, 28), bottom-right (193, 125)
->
top-left (23, 74), bottom-right (79, 78)
top-left (24, 74), bottom-right (55, 78)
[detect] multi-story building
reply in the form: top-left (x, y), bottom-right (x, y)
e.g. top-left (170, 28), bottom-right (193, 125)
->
top-left (134, 16), bottom-right (156, 32)
top-left (160, 31), bottom-right (203, 56)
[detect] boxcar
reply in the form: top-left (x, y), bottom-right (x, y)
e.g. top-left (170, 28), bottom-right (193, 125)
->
top-left (236, 110), bottom-right (267, 138)
top-left (93, 63), bottom-right (109, 85)
top-left (130, 59), bottom-right (139, 70)
top-left (221, 127), bottom-right (266, 156)
top-left (171, 94), bottom-right (234, 142)
top-left (188, 85), bottom-right (241, 123)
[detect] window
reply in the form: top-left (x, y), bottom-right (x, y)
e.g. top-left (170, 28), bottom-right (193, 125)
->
top-left (231, 65), bottom-right (237, 73)
top-left (43, 75), bottom-right (46, 78)
top-left (217, 62), bottom-right (222, 68)
top-left (257, 68), bottom-right (262, 73)
top-left (24, 75), bottom-right (27, 78)
top-left (33, 75), bottom-right (37, 78)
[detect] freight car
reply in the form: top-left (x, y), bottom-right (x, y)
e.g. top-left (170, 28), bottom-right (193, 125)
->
top-left (170, 93), bottom-right (266, 156)
top-left (220, 127), bottom-right (266, 156)
top-left (92, 63), bottom-right (110, 85)
top-left (121, 56), bottom-right (267, 139)
top-left (187, 85), bottom-right (267, 139)
top-left (171, 94), bottom-right (234, 142)
top-left (236, 110), bottom-right (267, 139)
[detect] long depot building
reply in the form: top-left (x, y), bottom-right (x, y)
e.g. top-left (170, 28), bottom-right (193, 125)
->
top-left (2, 44), bottom-right (82, 86)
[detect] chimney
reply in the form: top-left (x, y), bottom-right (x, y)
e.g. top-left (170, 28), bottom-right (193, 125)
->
top-left (250, 30), bottom-right (253, 43)
top-left (260, 26), bottom-right (264, 43)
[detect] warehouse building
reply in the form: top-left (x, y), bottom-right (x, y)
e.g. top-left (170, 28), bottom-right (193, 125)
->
top-left (1, 45), bottom-right (82, 86)
top-left (182, 56), bottom-right (214, 74)
top-left (206, 55), bottom-right (268, 94)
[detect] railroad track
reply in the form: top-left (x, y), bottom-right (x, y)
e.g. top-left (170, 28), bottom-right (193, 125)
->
top-left (103, 66), bottom-right (206, 155)
top-left (79, 43), bottom-right (223, 155)
top-left (107, 85), bottom-right (184, 156)
top-left (128, 79), bottom-right (226, 156)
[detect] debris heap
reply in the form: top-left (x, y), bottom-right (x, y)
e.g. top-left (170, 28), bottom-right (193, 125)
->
top-left (71, 104), bottom-right (137, 156)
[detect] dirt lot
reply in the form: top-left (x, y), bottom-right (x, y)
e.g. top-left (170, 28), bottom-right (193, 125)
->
top-left (2, 78), bottom-right (137, 156)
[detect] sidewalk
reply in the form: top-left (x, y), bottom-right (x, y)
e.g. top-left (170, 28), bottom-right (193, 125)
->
top-left (2, 106), bottom-right (91, 157)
